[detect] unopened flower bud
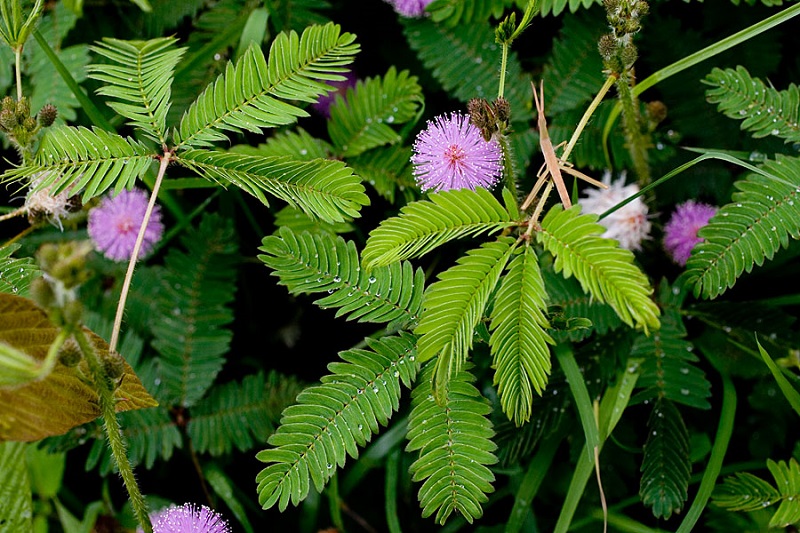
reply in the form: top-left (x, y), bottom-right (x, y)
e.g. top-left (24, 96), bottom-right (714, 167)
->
top-left (0, 108), bottom-right (17, 130)
top-left (646, 100), bottom-right (667, 127)
top-left (37, 104), bottom-right (58, 127)
top-left (62, 299), bottom-right (83, 325)
top-left (29, 276), bottom-right (56, 309)
top-left (58, 338), bottom-right (83, 367)
top-left (493, 97), bottom-right (510, 124)
top-left (22, 116), bottom-right (37, 132)
top-left (598, 34), bottom-right (616, 61)
top-left (620, 44), bottom-right (638, 68)
top-left (102, 353), bottom-right (125, 387)
top-left (15, 97), bottom-right (30, 120)
top-left (1, 96), bottom-right (15, 113)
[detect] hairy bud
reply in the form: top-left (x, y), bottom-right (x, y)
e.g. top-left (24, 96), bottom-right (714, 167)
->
top-left (37, 104), bottom-right (58, 127)
top-left (620, 44), bottom-right (638, 69)
top-left (598, 34), bottom-right (616, 61)
top-left (15, 97), bottom-right (30, 121)
top-left (1, 96), bottom-right (15, 113)
top-left (0, 108), bottom-right (17, 131)
top-left (493, 97), bottom-right (510, 124)
top-left (29, 276), bottom-right (56, 310)
top-left (58, 337), bottom-right (83, 367)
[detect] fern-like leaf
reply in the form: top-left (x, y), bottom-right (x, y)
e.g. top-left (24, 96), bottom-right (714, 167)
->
top-left (537, 0), bottom-right (601, 16)
top-left (1, 126), bottom-right (154, 202)
top-left (714, 459), bottom-right (800, 528)
top-left (348, 145), bottom-right (416, 204)
top-left (416, 237), bottom-right (516, 402)
top-left (684, 154), bottom-right (800, 299)
top-left (258, 227), bottom-right (424, 325)
top-left (402, 18), bottom-right (531, 115)
top-left (174, 23), bottom-right (358, 149)
top-left (188, 372), bottom-right (303, 456)
top-left (0, 245), bottom-right (38, 296)
top-left (406, 362), bottom-right (497, 525)
top-left (633, 282), bottom-right (711, 409)
top-left (489, 245), bottom-right (554, 426)
top-left (176, 149), bottom-right (368, 223)
top-left (231, 127), bottom-right (333, 160)
top-left (704, 66), bottom-right (800, 143)
top-left (255, 333), bottom-right (418, 511)
top-left (87, 37), bottom-right (185, 144)
top-left (639, 398), bottom-right (691, 520)
top-left (151, 213), bottom-right (238, 407)
top-left (536, 205), bottom-right (660, 333)
top-left (327, 66), bottom-right (422, 157)
top-left (362, 187), bottom-right (515, 268)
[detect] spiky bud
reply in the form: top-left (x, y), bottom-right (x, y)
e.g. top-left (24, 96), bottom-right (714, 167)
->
top-left (29, 276), bottom-right (56, 310)
top-left (0, 108), bottom-right (17, 131)
top-left (646, 100), bottom-right (667, 127)
top-left (62, 299), bottom-right (83, 326)
top-left (598, 34), bottom-right (616, 61)
top-left (37, 104), bottom-right (58, 127)
top-left (493, 97), bottom-right (511, 124)
top-left (22, 116), bottom-right (37, 132)
top-left (15, 97), bottom-right (30, 121)
top-left (102, 353), bottom-right (125, 388)
top-left (1, 96), bottom-right (15, 113)
top-left (58, 337), bottom-right (83, 367)
top-left (620, 44), bottom-right (638, 69)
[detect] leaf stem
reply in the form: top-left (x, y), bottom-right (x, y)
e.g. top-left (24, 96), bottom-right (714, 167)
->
top-left (498, 42), bottom-right (509, 99)
top-left (72, 326), bottom-right (152, 533)
top-left (109, 152), bottom-right (171, 355)
top-left (14, 45), bottom-right (22, 101)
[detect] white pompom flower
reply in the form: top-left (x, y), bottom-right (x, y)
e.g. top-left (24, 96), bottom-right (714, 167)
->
top-left (578, 171), bottom-right (651, 251)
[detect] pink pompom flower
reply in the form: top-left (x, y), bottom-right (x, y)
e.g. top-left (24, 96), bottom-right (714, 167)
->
top-left (578, 171), bottom-right (651, 251)
top-left (140, 503), bottom-right (230, 533)
top-left (385, 0), bottom-right (433, 17)
top-left (411, 112), bottom-right (503, 192)
top-left (87, 188), bottom-right (163, 262)
top-left (663, 200), bottom-right (718, 266)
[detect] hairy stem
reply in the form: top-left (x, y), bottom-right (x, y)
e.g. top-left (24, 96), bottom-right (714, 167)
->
top-left (73, 327), bottom-right (152, 533)
top-left (615, 72), bottom-right (651, 184)
top-left (498, 42), bottom-right (509, 99)
top-left (109, 153), bottom-right (170, 355)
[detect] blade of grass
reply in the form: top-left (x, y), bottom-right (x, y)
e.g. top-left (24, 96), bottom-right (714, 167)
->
top-left (757, 337), bottom-right (800, 417)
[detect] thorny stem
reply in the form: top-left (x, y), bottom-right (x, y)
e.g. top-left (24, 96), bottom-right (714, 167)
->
top-left (615, 71), bottom-right (651, 184)
top-left (73, 327), bottom-right (152, 533)
top-left (109, 152), bottom-right (170, 355)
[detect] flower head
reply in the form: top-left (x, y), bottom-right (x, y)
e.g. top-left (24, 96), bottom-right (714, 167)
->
top-left (385, 0), bottom-right (433, 17)
top-left (312, 70), bottom-right (358, 118)
top-left (663, 200), bottom-right (717, 266)
top-left (578, 171), bottom-right (651, 251)
top-left (411, 112), bottom-right (503, 192)
top-left (87, 188), bottom-right (163, 262)
top-left (25, 171), bottom-right (81, 229)
top-left (139, 503), bottom-right (230, 533)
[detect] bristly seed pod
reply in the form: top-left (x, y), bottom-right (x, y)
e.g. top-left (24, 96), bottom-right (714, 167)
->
top-left (58, 337), bottom-right (83, 367)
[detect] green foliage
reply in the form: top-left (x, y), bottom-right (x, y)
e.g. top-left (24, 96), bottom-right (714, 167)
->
top-left (0, 244), bottom-right (37, 295)
top-left (175, 149), bottom-right (369, 223)
top-left (151, 213), bottom-right (238, 407)
top-left (232, 127), bottom-right (333, 160)
top-left (633, 282), bottom-right (711, 409)
top-left (489, 245), bottom-right (554, 425)
top-left (541, 11), bottom-right (607, 114)
top-left (258, 227), bottom-right (425, 325)
top-left (265, 0), bottom-right (331, 33)
top-left (255, 333), bottom-right (418, 510)
top-left (401, 17), bottom-right (532, 116)
top-left (362, 187), bottom-right (516, 268)
top-left (704, 66), bottom-right (800, 143)
top-left (348, 145), bottom-right (416, 204)
top-left (426, 0), bottom-right (507, 26)
top-left (714, 458), bottom-right (800, 528)
top-left (536, 205), bottom-right (661, 333)
top-left (639, 398), bottom-right (691, 520)
top-left (88, 37), bottom-right (185, 144)
top-left (543, 265), bottom-right (622, 342)
top-left (537, 0), bottom-right (601, 17)
top-left (416, 237), bottom-right (516, 401)
top-left (684, 154), bottom-right (800, 299)
top-left (173, 23), bottom-right (359, 149)
top-left (0, 442), bottom-right (32, 532)
top-left (406, 362), bottom-right (498, 525)
top-left (188, 371), bottom-right (303, 456)
top-left (2, 125), bottom-right (154, 202)
top-left (327, 66), bottom-right (422, 157)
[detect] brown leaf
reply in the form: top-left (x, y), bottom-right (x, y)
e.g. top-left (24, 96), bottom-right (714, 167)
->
top-left (0, 293), bottom-right (158, 442)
